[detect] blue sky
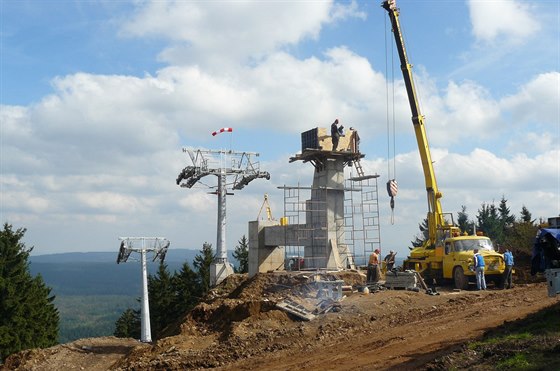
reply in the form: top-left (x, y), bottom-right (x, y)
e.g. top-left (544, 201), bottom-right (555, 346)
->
top-left (1, 0), bottom-right (559, 260)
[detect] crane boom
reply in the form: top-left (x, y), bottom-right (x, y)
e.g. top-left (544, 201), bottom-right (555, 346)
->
top-left (382, 0), bottom-right (456, 247)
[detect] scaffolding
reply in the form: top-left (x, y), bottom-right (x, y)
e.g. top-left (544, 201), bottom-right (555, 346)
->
top-left (343, 174), bottom-right (381, 267)
top-left (281, 176), bottom-right (381, 270)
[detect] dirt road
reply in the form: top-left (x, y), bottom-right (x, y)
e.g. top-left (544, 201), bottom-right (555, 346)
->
top-left (223, 283), bottom-right (558, 370)
top-left (4, 273), bottom-right (558, 370)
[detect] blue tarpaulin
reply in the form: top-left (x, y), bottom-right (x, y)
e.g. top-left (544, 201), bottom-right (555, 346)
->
top-left (531, 228), bottom-right (560, 274)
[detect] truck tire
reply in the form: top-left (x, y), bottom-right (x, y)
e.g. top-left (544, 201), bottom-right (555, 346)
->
top-left (453, 266), bottom-right (468, 290)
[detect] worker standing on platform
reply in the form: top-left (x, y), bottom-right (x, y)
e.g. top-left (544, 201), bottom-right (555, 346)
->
top-left (367, 249), bottom-right (380, 283)
top-left (331, 119), bottom-right (340, 151)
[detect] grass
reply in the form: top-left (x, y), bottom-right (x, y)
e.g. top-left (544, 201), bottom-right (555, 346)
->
top-left (431, 302), bottom-right (560, 370)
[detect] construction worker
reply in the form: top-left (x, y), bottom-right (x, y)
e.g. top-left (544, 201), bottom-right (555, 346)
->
top-left (331, 119), bottom-right (340, 151)
top-left (367, 249), bottom-right (380, 283)
top-left (473, 248), bottom-right (486, 290)
top-left (503, 248), bottom-right (514, 289)
top-left (384, 250), bottom-right (397, 271)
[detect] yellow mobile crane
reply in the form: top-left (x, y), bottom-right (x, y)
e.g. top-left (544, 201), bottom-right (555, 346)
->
top-left (382, 0), bottom-right (506, 289)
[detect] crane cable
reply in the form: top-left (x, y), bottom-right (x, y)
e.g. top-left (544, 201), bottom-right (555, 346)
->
top-left (384, 12), bottom-right (398, 224)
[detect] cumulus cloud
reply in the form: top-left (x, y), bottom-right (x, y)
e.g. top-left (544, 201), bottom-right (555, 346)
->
top-left (500, 72), bottom-right (560, 127)
top-left (467, 0), bottom-right (540, 44)
top-left (2, 0), bottom-right (558, 255)
top-left (120, 0), bottom-right (333, 66)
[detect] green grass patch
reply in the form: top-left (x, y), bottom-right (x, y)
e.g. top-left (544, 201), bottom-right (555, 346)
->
top-left (496, 353), bottom-right (531, 370)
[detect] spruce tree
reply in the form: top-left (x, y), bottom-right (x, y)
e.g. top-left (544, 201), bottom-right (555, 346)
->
top-left (0, 224), bottom-right (59, 361)
top-left (148, 262), bottom-right (175, 339)
top-left (457, 205), bottom-right (473, 235)
top-left (233, 235), bottom-right (249, 273)
top-left (113, 308), bottom-right (140, 339)
top-left (193, 242), bottom-right (215, 295)
top-left (173, 262), bottom-right (200, 317)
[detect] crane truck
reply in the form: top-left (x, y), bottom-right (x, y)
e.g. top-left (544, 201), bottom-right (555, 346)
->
top-left (382, 0), bottom-right (506, 289)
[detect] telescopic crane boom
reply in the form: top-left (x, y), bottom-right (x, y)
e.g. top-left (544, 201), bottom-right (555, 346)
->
top-left (382, 0), bottom-right (459, 248)
top-left (381, 0), bottom-right (506, 290)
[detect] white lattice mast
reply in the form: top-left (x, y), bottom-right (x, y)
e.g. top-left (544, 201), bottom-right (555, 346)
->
top-left (176, 130), bottom-right (270, 286)
top-left (116, 237), bottom-right (170, 343)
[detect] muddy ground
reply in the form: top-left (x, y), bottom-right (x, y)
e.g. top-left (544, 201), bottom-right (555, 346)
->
top-left (3, 271), bottom-right (559, 370)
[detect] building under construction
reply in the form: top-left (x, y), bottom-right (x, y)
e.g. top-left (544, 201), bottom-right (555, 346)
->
top-left (249, 126), bottom-right (381, 276)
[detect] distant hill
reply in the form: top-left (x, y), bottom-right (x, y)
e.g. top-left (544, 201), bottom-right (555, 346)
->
top-left (29, 249), bottom-right (237, 296)
top-left (30, 248), bottom-right (203, 264)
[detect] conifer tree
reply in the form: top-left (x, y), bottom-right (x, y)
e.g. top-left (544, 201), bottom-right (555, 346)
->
top-left (233, 235), bottom-right (249, 273)
top-left (411, 218), bottom-right (429, 248)
top-left (193, 242), bottom-right (215, 295)
top-left (0, 224), bottom-right (59, 361)
top-left (148, 262), bottom-right (175, 339)
top-left (173, 262), bottom-right (200, 317)
top-left (113, 308), bottom-right (140, 339)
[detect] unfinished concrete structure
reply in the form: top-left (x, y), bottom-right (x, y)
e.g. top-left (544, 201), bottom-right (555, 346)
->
top-left (249, 127), bottom-right (381, 277)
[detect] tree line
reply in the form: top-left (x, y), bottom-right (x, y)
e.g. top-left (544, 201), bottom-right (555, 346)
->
top-left (412, 196), bottom-right (541, 253)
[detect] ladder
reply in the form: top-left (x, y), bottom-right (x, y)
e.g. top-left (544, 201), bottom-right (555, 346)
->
top-left (353, 159), bottom-right (365, 177)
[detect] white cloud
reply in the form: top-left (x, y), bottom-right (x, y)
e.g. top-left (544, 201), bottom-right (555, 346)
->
top-left (467, 0), bottom-right (540, 44)
top-left (500, 72), bottom-right (560, 127)
top-left (120, 0), bottom-right (333, 66)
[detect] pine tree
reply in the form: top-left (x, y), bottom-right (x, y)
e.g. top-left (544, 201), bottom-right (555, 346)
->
top-left (193, 242), bottom-right (215, 295)
top-left (113, 308), bottom-right (140, 339)
top-left (0, 224), bottom-right (59, 361)
top-left (233, 235), bottom-right (249, 273)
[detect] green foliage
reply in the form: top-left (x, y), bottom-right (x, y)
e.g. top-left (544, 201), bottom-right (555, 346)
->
top-left (476, 202), bottom-right (503, 242)
top-left (233, 235), bottom-right (249, 273)
top-left (148, 263), bottom-right (176, 338)
top-left (411, 218), bottom-right (429, 248)
top-left (114, 308), bottom-right (140, 339)
top-left (457, 205), bottom-right (474, 235)
top-left (520, 205), bottom-right (533, 223)
top-left (173, 262), bottom-right (200, 316)
top-left (193, 242), bottom-right (215, 296)
top-left (0, 224), bottom-right (59, 361)
top-left (496, 353), bottom-right (531, 370)
top-left (465, 302), bottom-right (560, 370)
top-left (55, 295), bottom-right (137, 343)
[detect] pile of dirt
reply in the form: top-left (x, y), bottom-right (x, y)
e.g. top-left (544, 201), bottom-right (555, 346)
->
top-left (117, 271), bottom-right (364, 369)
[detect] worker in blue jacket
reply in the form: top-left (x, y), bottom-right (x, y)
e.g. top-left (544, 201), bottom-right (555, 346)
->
top-left (503, 249), bottom-right (514, 289)
top-left (473, 249), bottom-right (486, 290)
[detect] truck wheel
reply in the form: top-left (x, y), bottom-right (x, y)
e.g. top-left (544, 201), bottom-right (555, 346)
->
top-left (494, 276), bottom-right (505, 289)
top-left (453, 266), bottom-right (468, 290)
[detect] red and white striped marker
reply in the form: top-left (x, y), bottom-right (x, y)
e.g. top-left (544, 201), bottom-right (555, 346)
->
top-left (211, 127), bottom-right (233, 136)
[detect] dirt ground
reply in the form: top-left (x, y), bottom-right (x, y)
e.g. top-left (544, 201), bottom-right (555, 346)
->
top-left (4, 271), bottom-right (559, 371)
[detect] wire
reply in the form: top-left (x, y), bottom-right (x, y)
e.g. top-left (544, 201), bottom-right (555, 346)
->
top-left (384, 11), bottom-right (398, 224)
